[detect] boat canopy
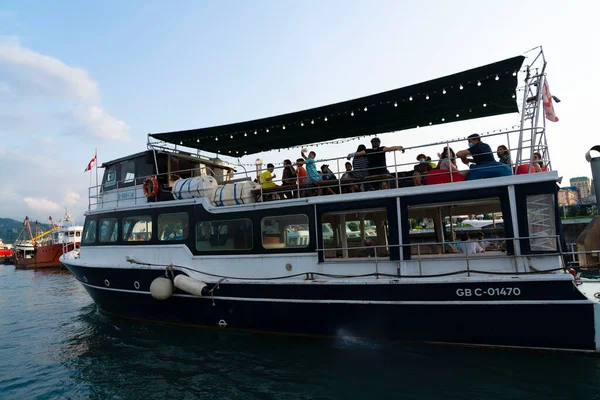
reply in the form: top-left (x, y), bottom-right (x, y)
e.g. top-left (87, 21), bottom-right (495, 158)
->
top-left (150, 56), bottom-right (525, 155)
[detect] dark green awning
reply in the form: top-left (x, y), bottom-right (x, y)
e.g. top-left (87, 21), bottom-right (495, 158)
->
top-left (150, 55), bottom-right (525, 155)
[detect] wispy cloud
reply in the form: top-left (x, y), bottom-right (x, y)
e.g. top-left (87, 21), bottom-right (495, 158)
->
top-left (23, 197), bottom-right (63, 213)
top-left (0, 37), bottom-right (131, 142)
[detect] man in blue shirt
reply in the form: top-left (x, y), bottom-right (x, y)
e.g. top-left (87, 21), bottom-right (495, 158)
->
top-left (457, 134), bottom-right (511, 180)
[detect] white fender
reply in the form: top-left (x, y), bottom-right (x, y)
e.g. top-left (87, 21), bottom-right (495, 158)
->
top-left (150, 277), bottom-right (173, 300)
top-left (174, 275), bottom-right (207, 296)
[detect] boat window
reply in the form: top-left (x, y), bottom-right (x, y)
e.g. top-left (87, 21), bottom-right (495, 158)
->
top-left (526, 194), bottom-right (557, 251)
top-left (123, 215), bottom-right (152, 241)
top-left (195, 219), bottom-right (253, 251)
top-left (76, 231), bottom-right (81, 237)
top-left (322, 209), bottom-right (388, 258)
top-left (99, 218), bottom-right (118, 243)
top-left (103, 167), bottom-right (117, 191)
top-left (82, 219), bottom-right (97, 244)
top-left (120, 160), bottom-right (136, 186)
top-left (407, 197), bottom-right (505, 256)
top-left (158, 212), bottom-right (189, 241)
top-left (261, 214), bottom-right (309, 249)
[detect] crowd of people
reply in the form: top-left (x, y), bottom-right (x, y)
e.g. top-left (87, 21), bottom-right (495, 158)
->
top-left (257, 134), bottom-right (548, 195)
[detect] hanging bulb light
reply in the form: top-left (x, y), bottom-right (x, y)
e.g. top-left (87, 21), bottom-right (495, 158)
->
top-left (282, 125), bottom-right (286, 130)
top-left (254, 130), bottom-right (257, 135)
top-left (364, 107), bottom-right (368, 111)
top-left (266, 128), bottom-right (269, 132)
top-left (301, 122), bottom-right (304, 126)
top-left (215, 137), bottom-right (219, 141)
top-left (512, 71), bottom-right (517, 76)
top-left (197, 139), bottom-right (200, 142)
top-left (324, 116), bottom-right (328, 121)
top-left (429, 122), bottom-right (432, 125)
top-left (459, 84), bottom-right (464, 90)
top-left (425, 95), bottom-right (429, 100)
top-left (483, 103), bottom-right (487, 107)
top-left (351, 111), bottom-right (354, 116)
top-left (477, 80), bottom-right (482, 86)
top-left (495, 74), bottom-right (499, 81)
top-left (512, 94), bottom-right (516, 99)
top-left (230, 134), bottom-right (233, 138)
top-left (409, 96), bottom-right (413, 101)
top-left (394, 102), bottom-right (398, 107)
top-left (442, 89), bottom-right (447, 94)
top-left (456, 114), bottom-right (459, 117)
top-left (244, 133), bottom-right (247, 137)
top-left (311, 119), bottom-right (315, 124)
top-left (441, 118), bottom-right (445, 121)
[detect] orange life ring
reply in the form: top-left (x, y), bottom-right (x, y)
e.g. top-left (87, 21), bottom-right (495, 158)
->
top-left (143, 176), bottom-right (159, 198)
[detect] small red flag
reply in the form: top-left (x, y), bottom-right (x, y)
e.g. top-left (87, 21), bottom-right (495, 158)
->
top-left (85, 155), bottom-right (96, 172)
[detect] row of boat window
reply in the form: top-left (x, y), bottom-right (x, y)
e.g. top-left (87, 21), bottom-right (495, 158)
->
top-left (82, 212), bottom-right (313, 251)
top-left (82, 193), bottom-right (557, 256)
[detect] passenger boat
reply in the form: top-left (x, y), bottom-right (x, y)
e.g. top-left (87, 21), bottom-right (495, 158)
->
top-left (0, 239), bottom-right (13, 264)
top-left (61, 48), bottom-right (600, 352)
top-left (14, 213), bottom-right (83, 269)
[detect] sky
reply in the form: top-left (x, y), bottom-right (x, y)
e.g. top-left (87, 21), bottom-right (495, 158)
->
top-left (0, 0), bottom-right (598, 223)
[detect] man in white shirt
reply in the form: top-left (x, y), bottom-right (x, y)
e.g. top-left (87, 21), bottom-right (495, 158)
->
top-left (458, 234), bottom-right (485, 255)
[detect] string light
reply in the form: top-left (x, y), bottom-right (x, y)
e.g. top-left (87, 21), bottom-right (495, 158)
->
top-left (301, 122), bottom-right (304, 126)
top-left (230, 134), bottom-right (233, 138)
top-left (441, 118), bottom-right (445, 121)
top-left (394, 102), bottom-right (398, 107)
top-left (311, 119), bottom-right (315, 124)
top-left (483, 103), bottom-right (487, 107)
top-left (456, 114), bottom-right (459, 117)
top-left (244, 133), bottom-right (247, 137)
top-left (495, 74), bottom-right (499, 81)
top-left (324, 116), bottom-right (328, 121)
top-left (477, 80), bottom-right (482, 86)
top-left (442, 89), bottom-right (447, 94)
top-left (512, 71), bottom-right (517, 76)
top-left (282, 125), bottom-right (286, 130)
top-left (180, 141), bottom-right (183, 145)
top-left (215, 137), bottom-right (218, 141)
top-left (425, 95), bottom-right (429, 100)
top-left (254, 131), bottom-right (257, 135)
top-left (409, 96), bottom-right (413, 101)
top-left (364, 107), bottom-right (368, 111)
top-left (459, 84), bottom-right (464, 90)
top-left (266, 128), bottom-right (269, 132)
top-left (197, 139), bottom-right (200, 142)
top-left (351, 111), bottom-right (354, 116)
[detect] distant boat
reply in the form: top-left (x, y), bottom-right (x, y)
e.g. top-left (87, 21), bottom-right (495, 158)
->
top-left (13, 212), bottom-right (83, 269)
top-left (0, 239), bottom-right (13, 264)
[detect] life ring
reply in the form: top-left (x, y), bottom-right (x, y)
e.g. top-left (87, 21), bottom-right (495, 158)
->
top-left (143, 176), bottom-right (159, 198)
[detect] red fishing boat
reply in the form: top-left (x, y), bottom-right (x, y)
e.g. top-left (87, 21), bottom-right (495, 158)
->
top-left (13, 213), bottom-right (83, 269)
top-left (0, 239), bottom-right (13, 264)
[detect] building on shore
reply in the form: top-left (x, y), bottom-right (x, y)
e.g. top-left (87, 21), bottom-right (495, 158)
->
top-left (558, 186), bottom-right (580, 205)
top-left (570, 176), bottom-right (597, 204)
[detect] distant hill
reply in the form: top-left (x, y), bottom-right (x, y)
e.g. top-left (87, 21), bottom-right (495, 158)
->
top-left (0, 218), bottom-right (52, 245)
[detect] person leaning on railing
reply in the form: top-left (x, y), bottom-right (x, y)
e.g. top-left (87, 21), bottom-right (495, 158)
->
top-left (348, 137), bottom-right (405, 190)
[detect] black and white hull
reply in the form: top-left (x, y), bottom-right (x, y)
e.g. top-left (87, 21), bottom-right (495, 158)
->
top-left (64, 262), bottom-right (600, 352)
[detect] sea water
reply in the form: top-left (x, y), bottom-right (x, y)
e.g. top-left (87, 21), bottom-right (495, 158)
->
top-left (1, 264), bottom-right (600, 400)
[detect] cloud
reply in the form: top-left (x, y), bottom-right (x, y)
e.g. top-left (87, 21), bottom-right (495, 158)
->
top-left (64, 190), bottom-right (81, 206)
top-left (23, 197), bottom-right (62, 213)
top-left (0, 37), bottom-right (130, 142)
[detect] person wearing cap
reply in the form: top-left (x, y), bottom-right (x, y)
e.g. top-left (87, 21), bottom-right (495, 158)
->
top-left (456, 134), bottom-right (511, 180)
top-left (413, 153), bottom-right (433, 186)
top-left (320, 164), bottom-right (336, 181)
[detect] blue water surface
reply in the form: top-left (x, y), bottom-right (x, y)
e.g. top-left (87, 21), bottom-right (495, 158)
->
top-left (1, 264), bottom-right (600, 400)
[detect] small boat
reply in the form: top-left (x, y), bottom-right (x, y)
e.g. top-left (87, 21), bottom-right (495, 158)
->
top-left (0, 239), bottom-right (13, 264)
top-left (13, 212), bottom-right (83, 269)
